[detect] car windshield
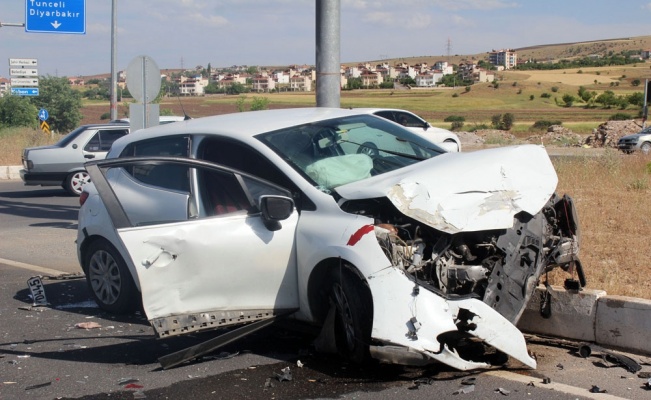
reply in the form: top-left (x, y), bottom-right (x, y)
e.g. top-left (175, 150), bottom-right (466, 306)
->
top-left (258, 114), bottom-right (444, 192)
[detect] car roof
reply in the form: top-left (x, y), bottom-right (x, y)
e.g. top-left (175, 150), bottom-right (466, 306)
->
top-left (347, 108), bottom-right (416, 114)
top-left (116, 108), bottom-right (370, 142)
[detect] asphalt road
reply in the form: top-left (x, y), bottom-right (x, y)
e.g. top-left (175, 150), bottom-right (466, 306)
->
top-left (1, 180), bottom-right (649, 400)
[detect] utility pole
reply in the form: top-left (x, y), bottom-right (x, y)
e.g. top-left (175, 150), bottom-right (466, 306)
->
top-left (110, 0), bottom-right (118, 120)
top-left (315, 0), bottom-right (340, 108)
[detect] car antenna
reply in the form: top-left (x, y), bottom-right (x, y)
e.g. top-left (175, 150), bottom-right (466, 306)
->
top-left (176, 93), bottom-right (192, 120)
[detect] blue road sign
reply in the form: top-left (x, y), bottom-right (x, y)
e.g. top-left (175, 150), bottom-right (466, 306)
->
top-left (39, 109), bottom-right (49, 121)
top-left (25, 0), bottom-right (86, 34)
top-left (12, 88), bottom-right (40, 96)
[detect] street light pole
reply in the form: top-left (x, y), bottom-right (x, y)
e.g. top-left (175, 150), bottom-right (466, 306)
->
top-left (110, 0), bottom-right (118, 120)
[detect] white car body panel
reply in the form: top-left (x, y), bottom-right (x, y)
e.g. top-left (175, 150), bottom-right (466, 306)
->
top-left (116, 211), bottom-right (299, 321)
top-left (337, 145), bottom-right (557, 234)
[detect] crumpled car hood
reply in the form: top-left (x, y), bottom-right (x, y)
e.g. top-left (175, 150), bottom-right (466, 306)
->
top-left (336, 145), bottom-right (557, 234)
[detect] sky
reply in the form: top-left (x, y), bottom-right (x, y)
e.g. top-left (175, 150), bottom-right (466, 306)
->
top-left (1, 0), bottom-right (651, 78)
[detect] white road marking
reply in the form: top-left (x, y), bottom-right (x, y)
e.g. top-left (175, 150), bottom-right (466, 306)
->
top-left (486, 370), bottom-right (630, 400)
top-left (0, 257), bottom-right (69, 276)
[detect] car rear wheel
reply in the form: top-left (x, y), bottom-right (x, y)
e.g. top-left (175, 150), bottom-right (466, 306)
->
top-left (64, 170), bottom-right (90, 196)
top-left (641, 142), bottom-right (651, 155)
top-left (329, 267), bottom-right (373, 364)
top-left (84, 239), bottom-right (139, 314)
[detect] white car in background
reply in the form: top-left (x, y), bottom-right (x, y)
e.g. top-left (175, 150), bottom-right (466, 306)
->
top-left (351, 108), bottom-right (461, 152)
top-left (77, 108), bottom-right (582, 370)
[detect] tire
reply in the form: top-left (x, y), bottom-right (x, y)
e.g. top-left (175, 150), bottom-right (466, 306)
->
top-left (64, 170), bottom-right (90, 196)
top-left (357, 142), bottom-right (379, 158)
top-left (84, 239), bottom-right (139, 314)
top-left (641, 142), bottom-right (651, 155)
top-left (329, 266), bottom-right (373, 364)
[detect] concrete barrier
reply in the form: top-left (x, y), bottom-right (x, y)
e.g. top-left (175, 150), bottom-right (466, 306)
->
top-left (518, 285), bottom-right (651, 356)
top-left (0, 166), bottom-right (21, 180)
top-left (595, 295), bottom-right (651, 355)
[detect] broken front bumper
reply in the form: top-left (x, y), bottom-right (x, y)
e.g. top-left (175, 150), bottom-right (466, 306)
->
top-left (366, 267), bottom-right (536, 369)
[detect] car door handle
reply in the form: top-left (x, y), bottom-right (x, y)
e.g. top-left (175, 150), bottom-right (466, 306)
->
top-left (84, 154), bottom-right (95, 159)
top-left (142, 248), bottom-right (177, 268)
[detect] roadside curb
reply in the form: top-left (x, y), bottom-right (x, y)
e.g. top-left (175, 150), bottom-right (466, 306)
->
top-left (518, 285), bottom-right (651, 356)
top-left (0, 165), bottom-right (21, 180)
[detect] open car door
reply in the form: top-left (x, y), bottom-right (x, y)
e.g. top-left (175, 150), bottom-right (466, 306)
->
top-left (85, 156), bottom-right (299, 338)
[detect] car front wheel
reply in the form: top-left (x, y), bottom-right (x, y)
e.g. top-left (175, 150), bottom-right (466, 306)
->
top-left (84, 239), bottom-right (139, 314)
top-left (641, 142), bottom-right (651, 155)
top-left (64, 170), bottom-right (90, 196)
top-left (329, 267), bottom-right (373, 364)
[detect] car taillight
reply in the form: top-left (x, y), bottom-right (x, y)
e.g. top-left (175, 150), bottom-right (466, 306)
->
top-left (79, 191), bottom-right (89, 206)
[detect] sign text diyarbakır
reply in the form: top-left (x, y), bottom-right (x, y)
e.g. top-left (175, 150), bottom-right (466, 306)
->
top-left (28, 1), bottom-right (80, 18)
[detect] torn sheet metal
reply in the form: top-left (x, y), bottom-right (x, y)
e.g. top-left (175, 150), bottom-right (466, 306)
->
top-left (366, 267), bottom-right (536, 370)
top-left (336, 145), bottom-right (557, 234)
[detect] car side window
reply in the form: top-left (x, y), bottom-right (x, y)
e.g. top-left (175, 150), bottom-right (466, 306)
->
top-left (200, 138), bottom-right (315, 210)
top-left (84, 128), bottom-right (129, 152)
top-left (393, 112), bottom-right (422, 128)
top-left (121, 136), bottom-right (190, 192)
top-left (200, 169), bottom-right (253, 216)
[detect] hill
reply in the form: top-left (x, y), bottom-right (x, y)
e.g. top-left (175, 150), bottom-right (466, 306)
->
top-left (350, 35), bottom-right (651, 67)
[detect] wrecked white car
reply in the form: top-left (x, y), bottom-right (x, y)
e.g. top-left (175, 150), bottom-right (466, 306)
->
top-left (76, 108), bottom-right (582, 370)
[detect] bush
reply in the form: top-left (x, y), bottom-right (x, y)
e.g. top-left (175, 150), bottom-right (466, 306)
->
top-left (531, 120), bottom-right (562, 130)
top-left (529, 94), bottom-right (535, 100)
top-left (491, 113), bottom-right (515, 130)
top-left (444, 115), bottom-right (465, 122)
top-left (541, 92), bottom-right (551, 98)
top-left (450, 121), bottom-right (464, 130)
top-left (100, 112), bottom-right (111, 120)
top-left (452, 93), bottom-right (459, 98)
top-left (609, 113), bottom-right (633, 121)
top-left (467, 123), bottom-right (490, 132)
top-left (551, 86), bottom-right (559, 93)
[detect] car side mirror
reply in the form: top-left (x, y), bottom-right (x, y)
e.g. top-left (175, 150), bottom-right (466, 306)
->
top-left (259, 195), bottom-right (294, 231)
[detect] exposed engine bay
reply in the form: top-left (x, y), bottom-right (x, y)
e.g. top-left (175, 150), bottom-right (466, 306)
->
top-left (341, 192), bottom-right (583, 324)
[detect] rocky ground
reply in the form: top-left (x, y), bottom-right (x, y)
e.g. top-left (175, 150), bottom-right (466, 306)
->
top-left (457, 120), bottom-right (645, 148)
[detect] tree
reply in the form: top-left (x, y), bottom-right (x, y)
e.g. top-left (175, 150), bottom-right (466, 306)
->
top-left (562, 94), bottom-right (576, 107)
top-left (250, 96), bottom-right (269, 111)
top-left (0, 95), bottom-right (38, 128)
top-left (30, 76), bottom-right (82, 132)
top-left (491, 113), bottom-right (515, 130)
top-left (595, 90), bottom-right (618, 108)
top-left (226, 82), bottom-right (247, 95)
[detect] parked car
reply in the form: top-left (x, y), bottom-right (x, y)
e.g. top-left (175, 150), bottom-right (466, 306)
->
top-left (617, 127), bottom-right (651, 154)
top-left (20, 117), bottom-right (188, 196)
top-left (110, 115), bottom-right (188, 125)
top-left (20, 123), bottom-right (130, 195)
top-left (351, 108), bottom-right (461, 152)
top-left (77, 108), bottom-right (582, 370)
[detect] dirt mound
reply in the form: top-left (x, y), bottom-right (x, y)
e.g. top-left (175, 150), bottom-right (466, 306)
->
top-left (583, 120), bottom-right (643, 148)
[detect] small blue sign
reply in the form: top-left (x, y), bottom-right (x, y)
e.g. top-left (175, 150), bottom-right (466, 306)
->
top-left (25, 0), bottom-right (86, 34)
top-left (39, 109), bottom-right (49, 121)
top-left (12, 88), bottom-right (40, 96)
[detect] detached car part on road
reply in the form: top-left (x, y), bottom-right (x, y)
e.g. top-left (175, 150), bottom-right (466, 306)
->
top-left (617, 126), bottom-right (651, 154)
top-left (76, 108), bottom-right (583, 371)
